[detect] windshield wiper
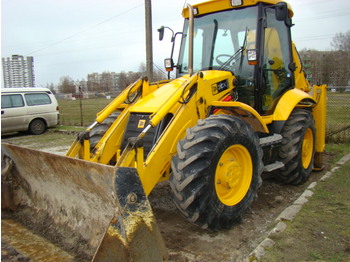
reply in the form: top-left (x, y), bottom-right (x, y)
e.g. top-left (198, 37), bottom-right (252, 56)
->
top-left (219, 27), bottom-right (249, 72)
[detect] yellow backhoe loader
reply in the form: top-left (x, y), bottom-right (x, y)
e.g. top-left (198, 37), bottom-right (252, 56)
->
top-left (2, 0), bottom-right (326, 261)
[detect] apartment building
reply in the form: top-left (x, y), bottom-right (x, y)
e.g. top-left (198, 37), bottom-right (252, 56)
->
top-left (2, 55), bottom-right (35, 88)
top-left (87, 72), bottom-right (121, 92)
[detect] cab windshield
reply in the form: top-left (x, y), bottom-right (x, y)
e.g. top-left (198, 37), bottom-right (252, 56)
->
top-left (178, 6), bottom-right (258, 77)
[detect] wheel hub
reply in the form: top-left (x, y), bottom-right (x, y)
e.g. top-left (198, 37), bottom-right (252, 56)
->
top-left (225, 160), bottom-right (241, 189)
top-left (215, 145), bottom-right (253, 206)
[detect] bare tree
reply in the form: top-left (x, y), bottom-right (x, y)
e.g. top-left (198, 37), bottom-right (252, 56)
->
top-left (300, 49), bottom-right (350, 87)
top-left (152, 66), bottom-right (166, 82)
top-left (331, 30), bottom-right (350, 52)
top-left (58, 76), bottom-right (76, 94)
top-left (117, 71), bottom-right (143, 90)
top-left (45, 82), bottom-right (56, 94)
top-left (139, 63), bottom-right (147, 75)
top-left (117, 63), bottom-right (166, 91)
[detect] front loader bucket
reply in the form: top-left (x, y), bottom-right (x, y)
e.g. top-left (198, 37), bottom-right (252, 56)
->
top-left (1, 143), bottom-right (167, 261)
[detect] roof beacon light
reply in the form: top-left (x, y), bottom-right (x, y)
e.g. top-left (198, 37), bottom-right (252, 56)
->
top-left (231, 0), bottom-right (243, 6)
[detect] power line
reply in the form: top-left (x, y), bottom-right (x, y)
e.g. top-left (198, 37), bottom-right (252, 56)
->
top-left (291, 0), bottom-right (335, 7)
top-left (295, 33), bottom-right (334, 40)
top-left (294, 8), bottom-right (350, 21)
top-left (153, 62), bottom-right (167, 77)
top-left (27, 3), bottom-right (143, 56)
top-left (295, 36), bottom-right (333, 42)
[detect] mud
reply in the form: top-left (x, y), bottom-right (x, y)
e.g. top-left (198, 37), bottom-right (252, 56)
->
top-left (1, 241), bottom-right (30, 262)
top-left (1, 132), bottom-right (331, 261)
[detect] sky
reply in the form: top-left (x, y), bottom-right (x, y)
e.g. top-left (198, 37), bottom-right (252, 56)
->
top-left (1, 0), bottom-right (350, 87)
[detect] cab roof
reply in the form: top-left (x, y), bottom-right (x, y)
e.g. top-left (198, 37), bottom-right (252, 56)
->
top-left (182, 0), bottom-right (293, 18)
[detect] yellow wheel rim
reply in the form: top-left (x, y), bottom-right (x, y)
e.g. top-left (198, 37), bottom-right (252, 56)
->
top-left (214, 145), bottom-right (253, 206)
top-left (302, 128), bottom-right (313, 169)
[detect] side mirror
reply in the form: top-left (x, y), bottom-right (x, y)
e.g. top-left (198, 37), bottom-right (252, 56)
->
top-left (164, 58), bottom-right (174, 72)
top-left (275, 2), bottom-right (288, 21)
top-left (247, 49), bottom-right (258, 65)
top-left (158, 26), bottom-right (165, 41)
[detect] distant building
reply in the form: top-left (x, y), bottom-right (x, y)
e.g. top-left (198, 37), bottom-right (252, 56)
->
top-left (87, 72), bottom-right (121, 92)
top-left (2, 55), bottom-right (35, 88)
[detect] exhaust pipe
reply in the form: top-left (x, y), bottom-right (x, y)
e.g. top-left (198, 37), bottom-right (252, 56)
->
top-left (187, 4), bottom-right (194, 75)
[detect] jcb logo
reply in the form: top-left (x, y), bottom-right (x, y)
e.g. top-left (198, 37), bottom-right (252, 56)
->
top-left (138, 119), bottom-right (146, 128)
top-left (212, 79), bottom-right (228, 95)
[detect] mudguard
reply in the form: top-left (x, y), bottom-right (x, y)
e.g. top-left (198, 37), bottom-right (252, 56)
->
top-left (272, 88), bottom-right (316, 121)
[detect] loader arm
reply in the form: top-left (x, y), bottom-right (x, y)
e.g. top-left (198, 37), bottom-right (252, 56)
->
top-left (67, 70), bottom-right (237, 195)
top-left (66, 77), bottom-right (145, 159)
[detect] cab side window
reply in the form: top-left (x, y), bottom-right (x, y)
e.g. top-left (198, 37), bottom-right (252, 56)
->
top-left (1, 95), bottom-right (25, 108)
top-left (262, 8), bottom-right (293, 114)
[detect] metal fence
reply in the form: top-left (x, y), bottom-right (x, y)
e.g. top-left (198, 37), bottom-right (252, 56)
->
top-left (58, 86), bottom-right (349, 144)
top-left (326, 86), bottom-right (350, 143)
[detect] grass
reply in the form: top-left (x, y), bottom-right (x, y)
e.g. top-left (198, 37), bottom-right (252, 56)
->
top-left (52, 125), bottom-right (85, 132)
top-left (326, 143), bottom-right (350, 161)
top-left (1, 131), bottom-right (75, 150)
top-left (262, 144), bottom-right (350, 262)
top-left (58, 98), bottom-right (112, 126)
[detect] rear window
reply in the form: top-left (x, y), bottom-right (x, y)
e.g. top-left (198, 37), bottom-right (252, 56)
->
top-left (25, 93), bottom-right (52, 106)
top-left (1, 94), bottom-right (25, 108)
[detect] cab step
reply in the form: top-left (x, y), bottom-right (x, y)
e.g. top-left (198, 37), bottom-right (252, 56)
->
top-left (263, 161), bottom-right (284, 172)
top-left (259, 134), bottom-right (283, 147)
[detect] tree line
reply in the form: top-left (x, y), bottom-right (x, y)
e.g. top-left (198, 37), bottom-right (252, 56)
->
top-left (52, 63), bottom-right (166, 94)
top-left (299, 30), bottom-right (350, 87)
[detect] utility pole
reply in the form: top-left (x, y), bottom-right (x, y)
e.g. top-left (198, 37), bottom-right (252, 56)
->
top-left (145, 0), bottom-right (153, 82)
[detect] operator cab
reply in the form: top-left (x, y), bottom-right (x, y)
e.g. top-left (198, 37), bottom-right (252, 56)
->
top-left (161, 0), bottom-right (294, 115)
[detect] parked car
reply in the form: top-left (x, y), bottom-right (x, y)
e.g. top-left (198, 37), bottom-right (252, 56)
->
top-left (1, 87), bottom-right (60, 135)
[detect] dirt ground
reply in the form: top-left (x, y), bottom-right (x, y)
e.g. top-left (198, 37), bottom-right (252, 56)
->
top-left (1, 130), bottom-right (331, 261)
top-left (149, 173), bottom-right (326, 262)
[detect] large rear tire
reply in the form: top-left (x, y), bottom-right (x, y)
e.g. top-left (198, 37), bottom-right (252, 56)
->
top-left (170, 115), bottom-right (263, 230)
top-left (274, 109), bottom-right (315, 185)
top-left (89, 113), bottom-right (119, 150)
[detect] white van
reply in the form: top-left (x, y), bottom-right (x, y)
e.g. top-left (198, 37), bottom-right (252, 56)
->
top-left (1, 87), bottom-right (60, 135)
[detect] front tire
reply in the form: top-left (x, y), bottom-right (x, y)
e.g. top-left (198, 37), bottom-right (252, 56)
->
top-left (89, 113), bottom-right (119, 150)
top-left (274, 109), bottom-right (316, 185)
top-left (170, 115), bottom-right (263, 230)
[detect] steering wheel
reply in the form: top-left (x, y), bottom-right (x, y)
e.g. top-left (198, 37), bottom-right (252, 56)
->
top-left (215, 54), bottom-right (233, 66)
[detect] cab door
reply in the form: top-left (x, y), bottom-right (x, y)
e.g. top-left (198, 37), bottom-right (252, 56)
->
top-left (259, 5), bottom-right (294, 115)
